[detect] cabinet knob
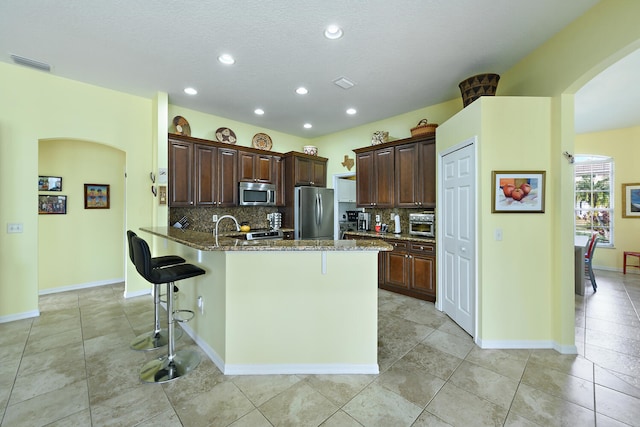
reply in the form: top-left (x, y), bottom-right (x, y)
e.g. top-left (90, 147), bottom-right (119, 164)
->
top-left (420, 246), bottom-right (424, 250)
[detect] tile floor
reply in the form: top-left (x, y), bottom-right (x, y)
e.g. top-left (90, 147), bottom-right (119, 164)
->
top-left (0, 270), bottom-right (639, 426)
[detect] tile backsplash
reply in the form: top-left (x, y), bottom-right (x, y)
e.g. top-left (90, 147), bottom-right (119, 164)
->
top-left (170, 207), bottom-right (279, 233)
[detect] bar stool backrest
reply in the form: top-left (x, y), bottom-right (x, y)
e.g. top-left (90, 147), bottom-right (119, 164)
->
top-left (127, 230), bottom-right (137, 264)
top-left (131, 235), bottom-right (155, 282)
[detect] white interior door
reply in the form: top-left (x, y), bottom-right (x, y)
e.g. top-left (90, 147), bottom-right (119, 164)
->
top-left (441, 139), bottom-right (476, 336)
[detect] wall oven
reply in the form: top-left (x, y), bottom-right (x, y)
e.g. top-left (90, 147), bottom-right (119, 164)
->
top-left (239, 182), bottom-right (276, 206)
top-left (409, 212), bottom-right (435, 237)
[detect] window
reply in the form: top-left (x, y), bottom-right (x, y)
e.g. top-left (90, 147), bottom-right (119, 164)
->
top-left (574, 155), bottom-right (613, 246)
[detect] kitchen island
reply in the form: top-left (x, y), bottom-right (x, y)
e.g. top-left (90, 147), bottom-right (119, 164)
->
top-left (140, 226), bottom-right (391, 375)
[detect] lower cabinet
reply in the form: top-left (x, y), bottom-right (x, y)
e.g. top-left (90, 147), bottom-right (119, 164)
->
top-left (345, 234), bottom-right (436, 302)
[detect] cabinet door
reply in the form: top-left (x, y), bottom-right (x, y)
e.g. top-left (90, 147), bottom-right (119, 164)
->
top-left (238, 152), bottom-right (255, 182)
top-left (255, 154), bottom-right (273, 183)
top-left (217, 148), bottom-right (238, 206)
top-left (194, 144), bottom-right (216, 206)
top-left (384, 240), bottom-right (409, 289)
top-left (374, 147), bottom-right (395, 208)
top-left (273, 156), bottom-right (285, 206)
top-left (419, 140), bottom-right (436, 208)
top-left (311, 159), bottom-right (326, 187)
top-left (395, 143), bottom-right (420, 207)
top-left (294, 157), bottom-right (312, 185)
top-left (169, 140), bottom-right (193, 206)
top-left (356, 152), bottom-right (375, 206)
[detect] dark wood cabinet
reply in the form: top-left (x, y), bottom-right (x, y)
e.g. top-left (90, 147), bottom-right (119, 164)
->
top-left (239, 151), bottom-right (273, 183)
top-left (344, 232), bottom-right (436, 302)
top-left (354, 134), bottom-right (435, 209)
top-left (395, 140), bottom-right (435, 208)
top-left (278, 152), bottom-right (328, 228)
top-left (273, 156), bottom-right (285, 207)
top-left (169, 140), bottom-right (194, 206)
top-left (355, 146), bottom-right (395, 207)
top-left (169, 137), bottom-right (238, 207)
top-left (293, 155), bottom-right (326, 187)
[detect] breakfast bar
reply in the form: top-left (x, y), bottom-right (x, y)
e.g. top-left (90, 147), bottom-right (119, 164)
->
top-left (140, 227), bottom-right (391, 375)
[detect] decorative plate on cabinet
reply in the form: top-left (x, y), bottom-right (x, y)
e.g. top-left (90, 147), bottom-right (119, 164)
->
top-left (170, 116), bottom-right (191, 136)
top-left (215, 127), bottom-right (237, 144)
top-left (252, 133), bottom-right (272, 151)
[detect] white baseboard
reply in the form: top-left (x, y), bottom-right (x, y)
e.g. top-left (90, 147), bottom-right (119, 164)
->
top-left (222, 364), bottom-right (380, 376)
top-left (38, 278), bottom-right (124, 295)
top-left (477, 339), bottom-right (577, 355)
top-left (0, 309), bottom-right (40, 324)
top-left (124, 288), bottom-right (151, 299)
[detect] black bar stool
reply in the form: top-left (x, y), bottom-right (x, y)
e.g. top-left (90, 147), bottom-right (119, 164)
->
top-left (130, 235), bottom-right (205, 383)
top-left (127, 230), bottom-right (186, 351)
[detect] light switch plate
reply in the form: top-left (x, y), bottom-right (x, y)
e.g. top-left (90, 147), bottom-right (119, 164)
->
top-left (494, 228), bottom-right (503, 241)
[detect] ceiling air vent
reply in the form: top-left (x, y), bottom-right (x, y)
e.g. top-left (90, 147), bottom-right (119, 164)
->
top-left (10, 54), bottom-right (51, 72)
top-left (333, 76), bottom-right (355, 90)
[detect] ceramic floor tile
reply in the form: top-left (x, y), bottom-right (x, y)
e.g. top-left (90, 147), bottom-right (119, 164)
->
top-left (90, 382), bottom-right (172, 426)
top-left (301, 373), bottom-right (376, 407)
top-left (448, 360), bottom-right (519, 409)
top-left (2, 273), bottom-right (639, 427)
top-left (2, 380), bottom-right (89, 427)
top-left (228, 408), bottom-right (274, 427)
top-left (422, 329), bottom-right (474, 359)
top-left (259, 381), bottom-right (339, 427)
top-left (318, 410), bottom-right (363, 427)
top-left (521, 361), bottom-right (595, 410)
top-left (232, 374), bottom-right (301, 406)
top-left (595, 384), bottom-right (640, 426)
top-left (594, 365), bottom-right (640, 400)
top-left (342, 382), bottom-right (422, 427)
top-left (411, 410), bottom-right (454, 427)
top-left (510, 383), bottom-right (595, 427)
top-left (375, 357), bottom-right (445, 407)
top-left (426, 382), bottom-right (508, 427)
top-left (401, 342), bottom-right (463, 381)
top-left (527, 349), bottom-right (594, 382)
top-left (174, 380), bottom-right (254, 427)
top-left (463, 347), bottom-right (527, 381)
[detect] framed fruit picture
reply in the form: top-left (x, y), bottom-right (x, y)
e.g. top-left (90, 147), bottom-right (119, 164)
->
top-left (492, 171), bottom-right (546, 213)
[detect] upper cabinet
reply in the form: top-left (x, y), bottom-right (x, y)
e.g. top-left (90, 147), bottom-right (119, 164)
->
top-left (354, 146), bottom-right (395, 208)
top-left (169, 136), bottom-right (238, 207)
top-left (238, 151), bottom-right (274, 183)
top-left (291, 153), bottom-right (327, 187)
top-left (395, 138), bottom-right (436, 208)
top-left (354, 135), bottom-right (436, 209)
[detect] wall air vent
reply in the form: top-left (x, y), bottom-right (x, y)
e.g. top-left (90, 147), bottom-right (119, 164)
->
top-left (333, 76), bottom-right (356, 90)
top-left (10, 54), bottom-right (51, 72)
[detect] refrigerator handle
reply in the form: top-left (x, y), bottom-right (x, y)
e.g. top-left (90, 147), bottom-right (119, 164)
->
top-left (318, 194), bottom-right (323, 225)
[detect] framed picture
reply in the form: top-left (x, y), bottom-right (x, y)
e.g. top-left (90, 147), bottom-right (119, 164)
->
top-left (39, 195), bottom-right (67, 214)
top-left (38, 176), bottom-right (62, 191)
top-left (84, 184), bottom-right (110, 209)
top-left (621, 183), bottom-right (640, 218)
top-left (492, 171), bottom-right (546, 213)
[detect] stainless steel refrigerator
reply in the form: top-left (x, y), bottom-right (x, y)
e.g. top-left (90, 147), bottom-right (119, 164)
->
top-left (294, 186), bottom-right (334, 240)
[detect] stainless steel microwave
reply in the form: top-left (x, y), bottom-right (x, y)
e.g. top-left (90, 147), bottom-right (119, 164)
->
top-left (239, 182), bottom-right (276, 206)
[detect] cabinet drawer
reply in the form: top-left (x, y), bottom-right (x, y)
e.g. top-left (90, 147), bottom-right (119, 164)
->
top-left (386, 239), bottom-right (408, 251)
top-left (410, 242), bottom-right (435, 254)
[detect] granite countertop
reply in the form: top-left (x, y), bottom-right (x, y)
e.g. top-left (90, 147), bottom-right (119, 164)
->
top-left (343, 230), bottom-right (436, 244)
top-left (141, 227), bottom-right (393, 252)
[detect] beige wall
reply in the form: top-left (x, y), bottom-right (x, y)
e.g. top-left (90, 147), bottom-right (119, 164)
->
top-left (576, 125), bottom-right (640, 271)
top-left (38, 140), bottom-right (125, 292)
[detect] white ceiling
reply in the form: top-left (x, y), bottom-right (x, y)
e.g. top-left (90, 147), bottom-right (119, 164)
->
top-left (2, 0), bottom-right (631, 139)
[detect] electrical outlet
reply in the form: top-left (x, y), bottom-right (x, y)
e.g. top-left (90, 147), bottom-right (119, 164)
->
top-left (375, 214), bottom-right (381, 223)
top-left (212, 215), bottom-right (218, 222)
top-left (7, 223), bottom-right (23, 233)
top-left (197, 296), bottom-right (204, 314)
top-left (390, 213), bottom-right (396, 221)
top-left (495, 228), bottom-right (503, 241)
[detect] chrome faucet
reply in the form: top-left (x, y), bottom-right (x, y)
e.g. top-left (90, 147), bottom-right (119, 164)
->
top-left (215, 215), bottom-right (240, 237)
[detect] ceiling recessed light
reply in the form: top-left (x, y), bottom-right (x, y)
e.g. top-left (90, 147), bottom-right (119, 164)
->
top-left (303, 123), bottom-right (312, 129)
top-left (184, 87), bottom-right (198, 95)
top-left (218, 54), bottom-right (235, 65)
top-left (254, 108), bottom-right (265, 115)
top-left (296, 87), bottom-right (309, 95)
top-left (324, 24), bottom-right (343, 40)
top-left (346, 108), bottom-right (357, 115)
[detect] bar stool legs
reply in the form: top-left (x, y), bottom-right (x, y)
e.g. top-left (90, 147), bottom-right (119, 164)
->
top-left (130, 283), bottom-right (182, 351)
top-left (140, 281), bottom-right (200, 383)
